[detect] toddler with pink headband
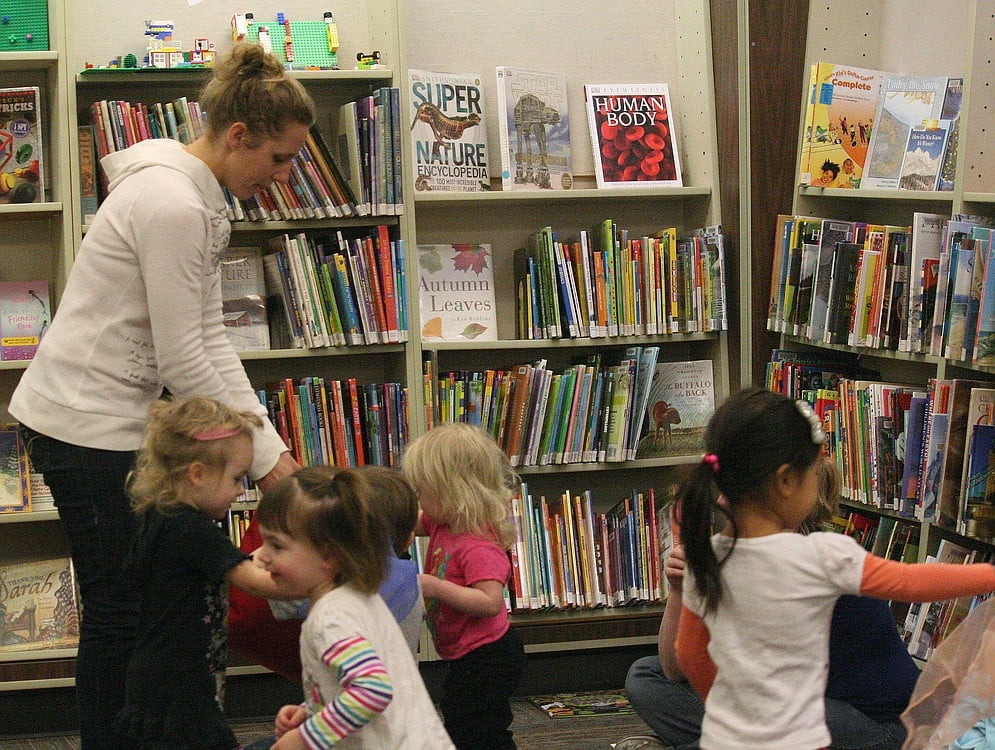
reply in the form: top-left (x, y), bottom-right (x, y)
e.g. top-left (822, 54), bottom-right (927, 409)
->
top-left (675, 387), bottom-right (995, 750)
top-left (115, 397), bottom-right (296, 750)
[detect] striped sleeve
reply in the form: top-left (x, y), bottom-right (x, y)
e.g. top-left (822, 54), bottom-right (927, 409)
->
top-left (861, 555), bottom-right (995, 602)
top-left (300, 634), bottom-right (393, 749)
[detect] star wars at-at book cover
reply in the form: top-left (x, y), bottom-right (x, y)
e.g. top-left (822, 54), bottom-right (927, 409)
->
top-left (495, 66), bottom-right (573, 191)
top-left (0, 86), bottom-right (45, 205)
top-left (408, 69), bottom-right (490, 192)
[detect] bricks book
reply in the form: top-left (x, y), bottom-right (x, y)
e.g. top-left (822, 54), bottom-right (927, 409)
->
top-left (0, 86), bottom-right (45, 204)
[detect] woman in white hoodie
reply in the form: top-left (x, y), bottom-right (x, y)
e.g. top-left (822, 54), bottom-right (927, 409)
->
top-left (10, 42), bottom-right (312, 749)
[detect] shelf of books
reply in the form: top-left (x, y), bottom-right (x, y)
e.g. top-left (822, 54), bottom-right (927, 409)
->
top-left (764, 0), bottom-right (995, 664)
top-left (403, 0), bottom-right (726, 642)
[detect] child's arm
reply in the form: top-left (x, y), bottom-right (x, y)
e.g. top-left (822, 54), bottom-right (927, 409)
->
top-left (659, 545), bottom-right (688, 680)
top-left (674, 605), bottom-right (715, 700)
top-left (281, 634), bottom-right (393, 750)
top-left (225, 557), bottom-right (290, 600)
top-left (860, 555), bottom-right (995, 602)
top-left (419, 573), bottom-right (506, 618)
top-left (413, 509), bottom-right (426, 537)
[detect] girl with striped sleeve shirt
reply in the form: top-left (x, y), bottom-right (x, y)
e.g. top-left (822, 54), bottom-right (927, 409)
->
top-left (255, 466), bottom-right (454, 749)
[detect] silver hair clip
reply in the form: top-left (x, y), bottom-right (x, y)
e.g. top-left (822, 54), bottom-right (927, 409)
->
top-left (795, 400), bottom-right (827, 445)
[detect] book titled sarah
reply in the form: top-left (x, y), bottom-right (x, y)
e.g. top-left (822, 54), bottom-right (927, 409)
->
top-left (0, 557), bottom-right (80, 654)
top-left (417, 243), bottom-right (497, 342)
top-left (584, 84), bottom-right (682, 189)
top-left (0, 280), bottom-right (50, 361)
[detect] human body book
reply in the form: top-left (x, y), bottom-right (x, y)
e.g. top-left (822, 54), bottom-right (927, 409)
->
top-left (0, 86), bottom-right (45, 205)
top-left (862, 75), bottom-right (949, 191)
top-left (408, 69), bottom-right (490, 192)
top-left (583, 84), bottom-right (682, 188)
top-left (799, 63), bottom-right (890, 188)
top-left (495, 66), bottom-right (573, 191)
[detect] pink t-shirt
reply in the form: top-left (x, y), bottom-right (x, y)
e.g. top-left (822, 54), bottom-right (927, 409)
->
top-left (422, 514), bottom-right (511, 660)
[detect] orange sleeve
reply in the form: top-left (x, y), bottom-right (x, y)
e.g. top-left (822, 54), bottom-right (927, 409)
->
top-left (674, 605), bottom-right (716, 700)
top-left (861, 555), bottom-right (995, 602)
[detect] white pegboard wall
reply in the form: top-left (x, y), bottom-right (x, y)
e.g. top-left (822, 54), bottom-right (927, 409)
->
top-left (962, 7), bottom-right (995, 193)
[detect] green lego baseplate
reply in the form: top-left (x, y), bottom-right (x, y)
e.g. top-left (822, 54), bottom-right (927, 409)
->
top-left (243, 19), bottom-right (339, 69)
top-left (0, 0), bottom-right (49, 52)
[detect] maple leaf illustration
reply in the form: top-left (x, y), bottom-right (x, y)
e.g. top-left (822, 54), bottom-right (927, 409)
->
top-left (451, 244), bottom-right (490, 275)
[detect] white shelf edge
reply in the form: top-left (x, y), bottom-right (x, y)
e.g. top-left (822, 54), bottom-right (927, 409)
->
top-left (0, 51), bottom-right (59, 71)
top-left (76, 68), bottom-right (392, 85)
top-left (523, 635), bottom-right (657, 653)
top-left (0, 202), bottom-right (63, 216)
top-left (0, 646), bottom-right (76, 664)
top-left (424, 332), bottom-right (719, 352)
top-left (415, 185), bottom-right (711, 205)
top-left (239, 343), bottom-right (406, 361)
top-left (797, 186), bottom-right (956, 202)
top-left (0, 509), bottom-right (58, 523)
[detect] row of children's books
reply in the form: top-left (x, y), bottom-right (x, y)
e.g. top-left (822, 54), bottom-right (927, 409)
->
top-left (424, 349), bottom-right (715, 468)
top-left (261, 227), bottom-right (407, 350)
top-left (515, 223), bottom-right (727, 340)
top-left (768, 213), bottom-right (995, 365)
top-left (799, 62), bottom-right (961, 192)
top-left (80, 89), bottom-right (404, 222)
top-left (507, 484), bottom-right (674, 611)
top-left (770, 354), bottom-right (995, 545)
top-left (258, 377), bottom-right (409, 471)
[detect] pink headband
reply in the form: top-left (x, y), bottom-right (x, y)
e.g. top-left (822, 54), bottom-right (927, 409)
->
top-left (192, 427), bottom-right (242, 441)
top-left (701, 453), bottom-right (720, 473)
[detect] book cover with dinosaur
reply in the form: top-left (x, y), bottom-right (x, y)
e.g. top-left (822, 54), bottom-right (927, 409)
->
top-left (495, 66), bottom-right (573, 191)
top-left (634, 359), bottom-right (714, 458)
top-left (583, 83), bottom-right (682, 188)
top-left (408, 69), bottom-right (490, 192)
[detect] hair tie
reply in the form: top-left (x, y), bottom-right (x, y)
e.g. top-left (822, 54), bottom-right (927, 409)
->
top-left (192, 427), bottom-right (242, 441)
top-left (701, 453), bottom-right (720, 473)
top-left (794, 400), bottom-right (827, 445)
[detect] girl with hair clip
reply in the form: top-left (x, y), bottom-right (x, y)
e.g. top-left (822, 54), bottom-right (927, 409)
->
top-left (114, 397), bottom-right (297, 750)
top-left (254, 466), bottom-right (454, 750)
top-left (402, 423), bottom-right (527, 750)
top-left (10, 41), bottom-right (312, 748)
top-left (675, 387), bottom-right (995, 750)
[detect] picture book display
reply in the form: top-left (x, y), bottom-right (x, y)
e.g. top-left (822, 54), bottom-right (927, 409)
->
top-left (220, 247), bottom-right (270, 352)
top-left (0, 424), bottom-right (30, 513)
top-left (862, 75), bottom-right (948, 191)
top-left (634, 359), bottom-right (714, 458)
top-left (800, 63), bottom-right (890, 189)
top-left (0, 281), bottom-right (50, 361)
top-left (0, 557), bottom-right (80, 654)
top-left (583, 84), bottom-right (682, 188)
top-left (495, 66), bottom-right (573, 191)
top-left (936, 77), bottom-right (963, 191)
top-left (0, 86), bottom-right (45, 205)
top-left (417, 243), bottom-right (497, 342)
top-left (408, 69), bottom-right (490, 192)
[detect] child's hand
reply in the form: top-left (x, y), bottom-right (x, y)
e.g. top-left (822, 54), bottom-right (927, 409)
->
top-left (419, 572), bottom-right (440, 598)
top-left (271, 727), bottom-right (308, 749)
top-left (664, 544), bottom-right (686, 595)
top-left (274, 703), bottom-right (307, 738)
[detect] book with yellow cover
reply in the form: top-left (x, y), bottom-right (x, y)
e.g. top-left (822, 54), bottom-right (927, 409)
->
top-left (800, 63), bottom-right (892, 188)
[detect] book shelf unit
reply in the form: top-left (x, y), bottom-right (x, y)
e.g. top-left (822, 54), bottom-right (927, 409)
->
top-left (777, 0), bottom-right (995, 580)
top-left (0, 0), bottom-right (732, 692)
top-left (405, 0), bottom-right (726, 648)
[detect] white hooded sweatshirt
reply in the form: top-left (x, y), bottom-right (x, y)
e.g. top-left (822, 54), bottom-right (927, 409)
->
top-left (10, 139), bottom-right (288, 479)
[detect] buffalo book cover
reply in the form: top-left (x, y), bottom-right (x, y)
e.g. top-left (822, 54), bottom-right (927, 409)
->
top-left (583, 84), bottom-right (682, 188)
top-left (0, 557), bottom-right (80, 653)
top-left (0, 86), bottom-right (45, 205)
top-left (0, 280), bottom-right (50, 361)
top-left (417, 243), bottom-right (497, 341)
top-left (495, 66), bottom-right (573, 191)
top-left (799, 63), bottom-right (891, 188)
top-left (220, 247), bottom-right (270, 352)
top-left (408, 69), bottom-right (490, 192)
top-left (635, 359), bottom-right (714, 458)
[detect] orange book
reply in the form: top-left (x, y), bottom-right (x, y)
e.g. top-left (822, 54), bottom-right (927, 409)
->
top-left (346, 378), bottom-right (366, 466)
